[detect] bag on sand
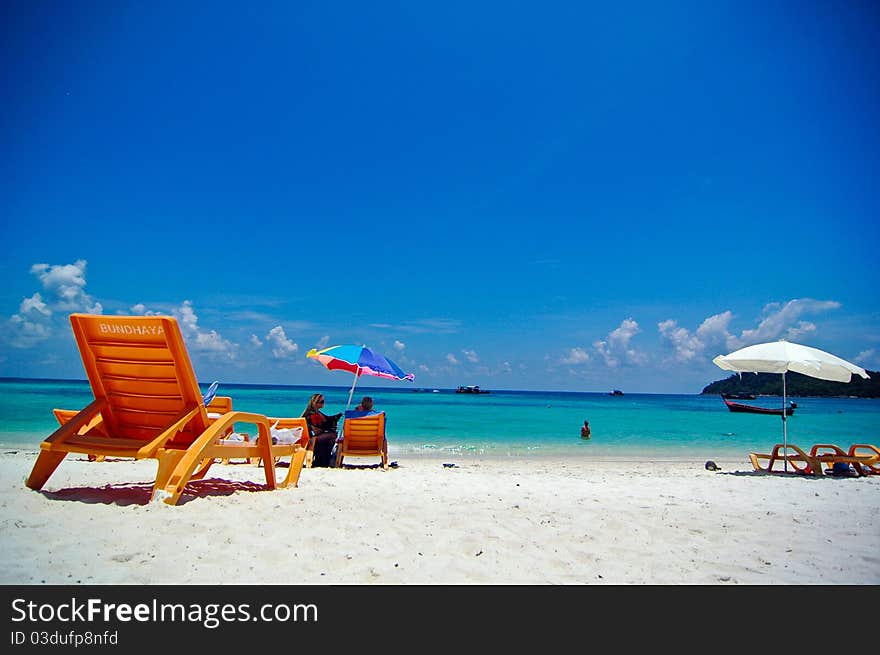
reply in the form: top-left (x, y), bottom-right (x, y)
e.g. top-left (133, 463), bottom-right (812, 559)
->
top-left (270, 421), bottom-right (303, 445)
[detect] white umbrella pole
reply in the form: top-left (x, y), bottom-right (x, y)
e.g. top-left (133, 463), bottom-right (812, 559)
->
top-left (346, 366), bottom-right (360, 410)
top-left (782, 371), bottom-right (788, 473)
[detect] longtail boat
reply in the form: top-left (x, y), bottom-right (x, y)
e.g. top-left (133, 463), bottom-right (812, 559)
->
top-left (722, 397), bottom-right (795, 416)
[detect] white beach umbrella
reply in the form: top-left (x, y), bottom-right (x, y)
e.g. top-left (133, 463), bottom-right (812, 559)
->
top-left (713, 340), bottom-right (869, 471)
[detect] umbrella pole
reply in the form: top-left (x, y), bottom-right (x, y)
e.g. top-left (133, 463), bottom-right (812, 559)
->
top-left (346, 366), bottom-right (360, 410)
top-left (782, 371), bottom-right (788, 473)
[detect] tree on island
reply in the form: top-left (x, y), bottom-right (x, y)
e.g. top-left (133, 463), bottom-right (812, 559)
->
top-left (702, 370), bottom-right (879, 398)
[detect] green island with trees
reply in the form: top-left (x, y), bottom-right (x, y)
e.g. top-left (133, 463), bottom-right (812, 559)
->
top-left (702, 370), bottom-right (879, 398)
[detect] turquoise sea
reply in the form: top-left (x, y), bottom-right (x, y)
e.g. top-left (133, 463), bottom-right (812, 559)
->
top-left (1, 378), bottom-right (878, 461)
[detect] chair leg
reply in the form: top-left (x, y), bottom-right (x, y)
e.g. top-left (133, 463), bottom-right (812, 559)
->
top-left (304, 437), bottom-right (315, 468)
top-left (190, 457), bottom-right (215, 481)
top-left (279, 447), bottom-right (307, 488)
top-left (26, 450), bottom-right (68, 490)
top-left (152, 450), bottom-right (186, 503)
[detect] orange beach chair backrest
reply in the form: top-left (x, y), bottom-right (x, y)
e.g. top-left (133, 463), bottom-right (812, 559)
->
top-left (341, 412), bottom-right (386, 455)
top-left (69, 313), bottom-right (210, 448)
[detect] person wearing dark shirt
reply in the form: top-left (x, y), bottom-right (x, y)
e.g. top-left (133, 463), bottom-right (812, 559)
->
top-left (302, 393), bottom-right (342, 467)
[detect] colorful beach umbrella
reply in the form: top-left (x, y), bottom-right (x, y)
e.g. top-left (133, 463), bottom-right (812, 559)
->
top-left (306, 344), bottom-right (415, 408)
top-left (713, 340), bottom-right (869, 471)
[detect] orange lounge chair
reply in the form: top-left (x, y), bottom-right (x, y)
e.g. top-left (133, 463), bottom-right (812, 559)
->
top-left (52, 396), bottom-right (248, 468)
top-left (204, 395), bottom-right (252, 464)
top-left (847, 444), bottom-right (880, 475)
top-left (206, 395), bottom-right (234, 422)
top-left (335, 412), bottom-right (388, 469)
top-left (748, 443), bottom-right (821, 475)
top-left (26, 314), bottom-right (306, 505)
top-left (53, 408), bottom-right (107, 462)
top-left (808, 444), bottom-right (874, 477)
top-left (249, 416), bottom-right (310, 467)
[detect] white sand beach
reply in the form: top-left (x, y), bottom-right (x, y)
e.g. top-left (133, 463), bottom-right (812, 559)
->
top-left (1, 450), bottom-right (877, 585)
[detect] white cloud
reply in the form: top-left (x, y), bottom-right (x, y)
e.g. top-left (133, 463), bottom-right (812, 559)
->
top-left (5, 260), bottom-right (104, 348)
top-left (250, 334), bottom-right (263, 347)
top-left (6, 294), bottom-right (53, 347)
top-left (446, 353), bottom-right (459, 365)
top-left (265, 326), bottom-right (298, 359)
top-left (30, 260), bottom-right (102, 314)
top-left (658, 300), bottom-right (842, 365)
top-left (463, 349), bottom-right (479, 363)
top-left (561, 347), bottom-right (590, 365)
top-left (394, 340), bottom-right (405, 351)
top-left (20, 293), bottom-right (51, 319)
top-left (123, 303), bottom-right (165, 317)
top-left (855, 349), bottom-right (877, 368)
top-left (609, 318), bottom-right (640, 349)
top-left (174, 300), bottom-right (237, 360)
top-left (736, 299), bottom-right (840, 347)
top-left (696, 311), bottom-right (733, 343)
top-left (784, 321), bottom-right (817, 341)
top-left (594, 318), bottom-right (646, 367)
top-left (658, 319), bottom-right (704, 362)
top-left (593, 339), bottom-right (617, 367)
top-left (7, 312), bottom-right (51, 348)
top-left (377, 318), bottom-right (460, 334)
top-left (316, 335), bottom-right (330, 349)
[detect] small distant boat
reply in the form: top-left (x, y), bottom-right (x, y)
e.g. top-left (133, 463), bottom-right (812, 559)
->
top-left (456, 385), bottom-right (490, 394)
top-left (722, 397), bottom-right (795, 416)
top-left (609, 389), bottom-right (624, 396)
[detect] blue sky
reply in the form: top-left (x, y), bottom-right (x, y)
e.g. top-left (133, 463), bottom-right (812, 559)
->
top-left (1, 1), bottom-right (878, 393)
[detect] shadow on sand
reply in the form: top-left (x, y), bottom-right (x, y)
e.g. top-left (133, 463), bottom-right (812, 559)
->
top-left (39, 477), bottom-right (278, 506)
top-left (336, 461), bottom-right (399, 470)
top-left (713, 469), bottom-right (860, 481)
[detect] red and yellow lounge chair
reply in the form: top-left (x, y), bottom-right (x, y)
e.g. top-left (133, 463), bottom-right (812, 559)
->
top-left (335, 412), bottom-right (388, 469)
top-left (808, 444), bottom-right (875, 477)
top-left (26, 314), bottom-right (306, 505)
top-left (847, 444), bottom-right (880, 475)
top-left (748, 443), bottom-right (820, 475)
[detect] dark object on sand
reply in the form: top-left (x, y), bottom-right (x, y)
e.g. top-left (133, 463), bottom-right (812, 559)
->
top-left (443, 462), bottom-right (458, 468)
top-left (705, 460), bottom-right (721, 471)
top-left (828, 461), bottom-right (856, 477)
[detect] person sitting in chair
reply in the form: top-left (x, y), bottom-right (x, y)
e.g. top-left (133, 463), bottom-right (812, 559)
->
top-left (302, 393), bottom-right (342, 467)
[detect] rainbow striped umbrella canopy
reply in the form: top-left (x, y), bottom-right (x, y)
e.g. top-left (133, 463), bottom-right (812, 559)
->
top-left (306, 344), bottom-right (415, 407)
